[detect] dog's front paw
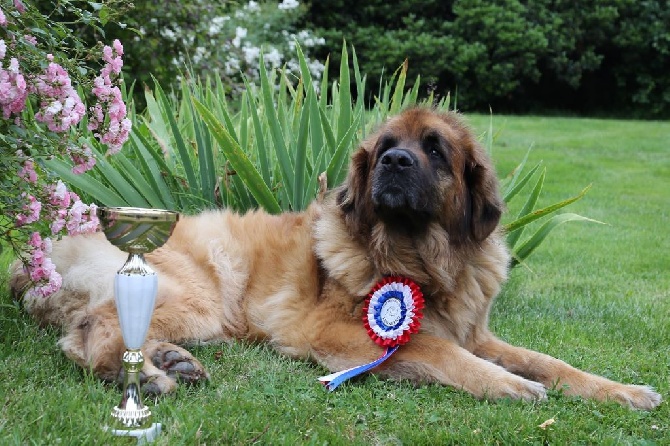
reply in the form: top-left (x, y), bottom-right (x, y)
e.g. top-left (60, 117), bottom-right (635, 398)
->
top-left (609, 384), bottom-right (662, 410)
top-left (141, 373), bottom-right (178, 395)
top-left (488, 375), bottom-right (547, 402)
top-left (150, 344), bottom-right (211, 385)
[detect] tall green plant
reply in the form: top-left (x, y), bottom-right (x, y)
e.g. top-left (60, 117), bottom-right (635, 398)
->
top-left (48, 43), bottom-right (595, 266)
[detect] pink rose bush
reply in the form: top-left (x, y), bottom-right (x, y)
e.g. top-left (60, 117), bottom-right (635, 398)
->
top-left (0, 1), bottom-right (130, 298)
top-left (88, 39), bottom-right (131, 155)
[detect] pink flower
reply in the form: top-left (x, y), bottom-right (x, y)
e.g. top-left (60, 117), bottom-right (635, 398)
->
top-left (48, 180), bottom-right (71, 207)
top-left (18, 158), bottom-right (38, 183)
top-left (0, 7), bottom-right (6, 27)
top-left (16, 194), bottom-right (41, 226)
top-left (50, 209), bottom-right (67, 234)
top-left (13, 0), bottom-right (25, 14)
top-left (24, 34), bottom-right (37, 45)
top-left (28, 231), bottom-right (42, 248)
top-left (24, 233), bottom-right (63, 298)
top-left (0, 58), bottom-right (29, 118)
top-left (113, 39), bottom-right (123, 56)
top-left (23, 232), bottom-right (62, 298)
top-left (34, 60), bottom-right (85, 132)
top-left (69, 144), bottom-right (96, 174)
top-left (0, 40), bottom-right (6, 60)
top-left (89, 40), bottom-right (131, 154)
top-left (65, 199), bottom-right (100, 235)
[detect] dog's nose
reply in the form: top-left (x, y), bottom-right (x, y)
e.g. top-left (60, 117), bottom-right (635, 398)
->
top-left (380, 148), bottom-right (415, 171)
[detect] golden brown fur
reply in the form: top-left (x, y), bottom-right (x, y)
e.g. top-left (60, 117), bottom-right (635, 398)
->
top-left (11, 107), bottom-right (661, 409)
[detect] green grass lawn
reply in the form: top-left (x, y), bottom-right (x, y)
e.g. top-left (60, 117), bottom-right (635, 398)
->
top-left (1, 114), bottom-right (669, 444)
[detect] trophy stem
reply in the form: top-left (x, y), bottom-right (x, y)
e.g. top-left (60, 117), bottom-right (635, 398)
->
top-left (113, 349), bottom-right (151, 428)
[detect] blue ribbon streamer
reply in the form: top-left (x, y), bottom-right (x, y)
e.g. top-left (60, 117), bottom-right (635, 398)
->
top-left (318, 346), bottom-right (399, 391)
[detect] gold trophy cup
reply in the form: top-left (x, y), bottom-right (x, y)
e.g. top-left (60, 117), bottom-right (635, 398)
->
top-left (97, 207), bottom-right (179, 442)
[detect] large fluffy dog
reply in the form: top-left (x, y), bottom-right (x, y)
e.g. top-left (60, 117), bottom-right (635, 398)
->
top-left (11, 108), bottom-right (660, 409)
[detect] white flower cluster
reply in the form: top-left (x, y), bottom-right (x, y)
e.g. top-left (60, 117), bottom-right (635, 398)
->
top-left (151, 0), bottom-right (325, 88)
top-left (278, 0), bottom-right (300, 10)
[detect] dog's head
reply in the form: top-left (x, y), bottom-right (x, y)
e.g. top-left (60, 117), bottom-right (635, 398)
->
top-left (337, 107), bottom-right (503, 244)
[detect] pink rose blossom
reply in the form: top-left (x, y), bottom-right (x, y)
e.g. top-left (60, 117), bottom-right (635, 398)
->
top-left (18, 159), bottom-right (37, 183)
top-left (0, 57), bottom-right (29, 118)
top-left (69, 144), bottom-right (96, 174)
top-left (48, 180), bottom-right (72, 207)
top-left (28, 231), bottom-right (42, 248)
top-left (0, 7), bottom-right (6, 27)
top-left (24, 232), bottom-right (63, 299)
top-left (65, 199), bottom-right (100, 235)
top-left (34, 60), bottom-right (85, 132)
top-left (0, 40), bottom-right (6, 59)
top-left (14, 0), bottom-right (25, 14)
top-left (16, 194), bottom-right (41, 226)
top-left (50, 208), bottom-right (67, 234)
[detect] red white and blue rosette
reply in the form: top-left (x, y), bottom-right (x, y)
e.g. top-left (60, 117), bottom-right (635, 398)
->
top-left (318, 276), bottom-right (424, 391)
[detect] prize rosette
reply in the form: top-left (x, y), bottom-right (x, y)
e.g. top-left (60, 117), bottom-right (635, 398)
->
top-left (318, 276), bottom-right (424, 391)
top-left (363, 276), bottom-right (424, 347)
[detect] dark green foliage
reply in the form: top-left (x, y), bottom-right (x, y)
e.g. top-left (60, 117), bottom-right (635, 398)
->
top-left (304, 0), bottom-right (670, 117)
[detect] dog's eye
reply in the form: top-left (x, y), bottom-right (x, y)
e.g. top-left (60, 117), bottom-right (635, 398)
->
top-left (378, 136), bottom-right (398, 152)
top-left (423, 133), bottom-right (445, 161)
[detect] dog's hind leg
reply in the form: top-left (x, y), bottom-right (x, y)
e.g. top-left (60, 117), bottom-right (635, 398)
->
top-left (59, 299), bottom-right (209, 395)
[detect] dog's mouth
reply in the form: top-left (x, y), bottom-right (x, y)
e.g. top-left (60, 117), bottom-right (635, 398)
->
top-left (370, 149), bottom-right (435, 229)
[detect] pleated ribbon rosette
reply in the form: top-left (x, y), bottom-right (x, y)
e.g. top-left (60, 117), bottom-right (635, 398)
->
top-left (318, 276), bottom-right (424, 391)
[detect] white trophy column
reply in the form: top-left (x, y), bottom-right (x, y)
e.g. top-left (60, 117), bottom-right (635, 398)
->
top-left (114, 273), bottom-right (158, 350)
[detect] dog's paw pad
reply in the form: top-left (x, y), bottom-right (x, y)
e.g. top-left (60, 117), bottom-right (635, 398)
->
top-left (152, 348), bottom-right (210, 384)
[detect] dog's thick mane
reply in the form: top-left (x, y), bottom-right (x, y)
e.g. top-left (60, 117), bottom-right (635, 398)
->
top-left (313, 192), bottom-right (509, 299)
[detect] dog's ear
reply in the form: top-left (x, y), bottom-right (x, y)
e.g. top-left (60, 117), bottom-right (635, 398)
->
top-left (464, 145), bottom-right (504, 242)
top-left (337, 146), bottom-right (374, 236)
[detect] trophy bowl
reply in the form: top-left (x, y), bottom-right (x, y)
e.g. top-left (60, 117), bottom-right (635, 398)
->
top-left (97, 207), bottom-right (179, 254)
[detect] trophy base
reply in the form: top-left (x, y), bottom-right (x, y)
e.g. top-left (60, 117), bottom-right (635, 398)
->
top-left (111, 404), bottom-right (151, 427)
top-left (106, 422), bottom-right (162, 444)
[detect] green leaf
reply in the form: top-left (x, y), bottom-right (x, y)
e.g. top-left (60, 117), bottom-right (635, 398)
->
top-left (319, 55), bottom-right (330, 112)
top-left (183, 84), bottom-right (216, 206)
top-left (129, 131), bottom-right (177, 210)
top-left (153, 79), bottom-right (198, 193)
top-left (503, 162), bottom-right (542, 204)
top-left (259, 52), bottom-right (294, 209)
top-left (511, 213), bottom-right (603, 266)
top-left (501, 145), bottom-right (533, 202)
top-left (326, 107), bottom-right (363, 186)
top-left (193, 98), bottom-right (281, 214)
top-left (112, 151), bottom-right (166, 208)
top-left (293, 88), bottom-right (311, 211)
top-left (44, 158), bottom-right (128, 206)
top-left (389, 59), bottom-right (408, 115)
top-left (504, 185), bottom-right (593, 233)
top-left (337, 43), bottom-right (352, 143)
top-left (506, 168), bottom-right (545, 248)
top-left (243, 77), bottom-right (272, 186)
top-left (308, 81), bottom-right (325, 174)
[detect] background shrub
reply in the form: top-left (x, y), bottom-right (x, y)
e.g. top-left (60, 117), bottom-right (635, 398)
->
top-left (304, 0), bottom-right (670, 117)
top-left (31, 0), bottom-right (667, 117)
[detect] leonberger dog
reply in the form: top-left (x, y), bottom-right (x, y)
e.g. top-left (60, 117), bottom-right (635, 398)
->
top-left (11, 107), bottom-right (660, 409)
